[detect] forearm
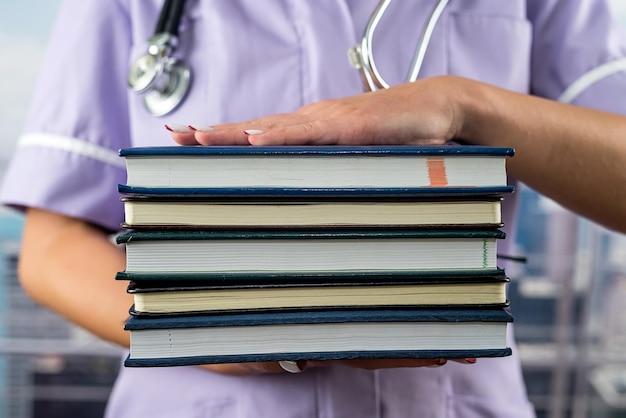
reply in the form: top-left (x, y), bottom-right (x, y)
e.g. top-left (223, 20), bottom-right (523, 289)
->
top-left (455, 77), bottom-right (626, 233)
top-left (19, 208), bottom-right (132, 347)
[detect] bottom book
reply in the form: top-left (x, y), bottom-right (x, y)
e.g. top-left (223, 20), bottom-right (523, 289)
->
top-left (124, 308), bottom-right (513, 367)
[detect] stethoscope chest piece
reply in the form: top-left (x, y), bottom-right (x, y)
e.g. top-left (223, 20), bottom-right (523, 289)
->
top-left (143, 58), bottom-right (190, 117)
top-left (128, 53), bottom-right (191, 117)
top-left (127, 1), bottom-right (190, 116)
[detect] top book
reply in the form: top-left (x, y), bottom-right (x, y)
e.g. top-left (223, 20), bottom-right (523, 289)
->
top-left (118, 145), bottom-right (514, 195)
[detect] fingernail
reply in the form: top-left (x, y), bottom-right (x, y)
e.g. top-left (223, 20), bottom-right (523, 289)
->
top-left (427, 359), bottom-right (447, 368)
top-left (188, 124), bottom-right (215, 132)
top-left (278, 360), bottom-right (306, 373)
top-left (165, 123), bottom-right (193, 133)
top-left (243, 129), bottom-right (265, 135)
top-left (462, 358), bottom-right (477, 364)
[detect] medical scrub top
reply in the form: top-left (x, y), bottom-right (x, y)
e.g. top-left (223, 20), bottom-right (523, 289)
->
top-left (2, 1), bottom-right (626, 417)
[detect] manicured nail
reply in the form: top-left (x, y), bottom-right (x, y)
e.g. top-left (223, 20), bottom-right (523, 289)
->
top-left (243, 129), bottom-right (265, 135)
top-left (462, 358), bottom-right (477, 364)
top-left (188, 124), bottom-right (215, 132)
top-left (165, 123), bottom-right (193, 133)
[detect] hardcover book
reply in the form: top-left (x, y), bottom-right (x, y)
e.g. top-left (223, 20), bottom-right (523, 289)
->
top-left (121, 196), bottom-right (504, 229)
top-left (118, 145), bottom-right (515, 195)
top-left (124, 308), bottom-right (513, 367)
top-left (127, 275), bottom-right (511, 315)
top-left (116, 229), bottom-right (505, 274)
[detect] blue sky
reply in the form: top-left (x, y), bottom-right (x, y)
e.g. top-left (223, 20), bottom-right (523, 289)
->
top-left (0, 1), bottom-right (625, 163)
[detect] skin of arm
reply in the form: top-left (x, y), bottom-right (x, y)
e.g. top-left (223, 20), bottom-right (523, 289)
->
top-left (19, 208), bottom-right (132, 347)
top-left (172, 76), bottom-right (626, 233)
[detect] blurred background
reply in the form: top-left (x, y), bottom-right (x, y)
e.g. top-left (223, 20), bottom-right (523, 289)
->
top-left (1, 1), bottom-right (626, 417)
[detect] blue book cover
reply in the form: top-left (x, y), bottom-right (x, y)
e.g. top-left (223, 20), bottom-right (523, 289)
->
top-left (116, 268), bottom-right (508, 284)
top-left (125, 307), bottom-right (513, 329)
top-left (118, 184), bottom-right (515, 198)
top-left (119, 145), bottom-right (515, 158)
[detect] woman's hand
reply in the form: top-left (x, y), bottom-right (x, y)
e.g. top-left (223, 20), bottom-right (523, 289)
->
top-left (199, 358), bottom-right (476, 376)
top-left (169, 73), bottom-right (626, 232)
top-left (168, 76), bottom-right (463, 147)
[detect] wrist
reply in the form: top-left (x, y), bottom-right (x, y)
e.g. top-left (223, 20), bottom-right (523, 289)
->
top-left (444, 76), bottom-right (499, 146)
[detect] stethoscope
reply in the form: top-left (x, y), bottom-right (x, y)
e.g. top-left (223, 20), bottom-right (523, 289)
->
top-left (127, 0), bottom-right (450, 116)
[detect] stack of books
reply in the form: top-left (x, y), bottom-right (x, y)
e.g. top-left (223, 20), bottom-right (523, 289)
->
top-left (116, 145), bottom-right (515, 367)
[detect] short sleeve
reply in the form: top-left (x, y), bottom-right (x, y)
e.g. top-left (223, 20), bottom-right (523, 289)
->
top-left (0, 0), bottom-right (132, 231)
top-left (527, 0), bottom-right (626, 114)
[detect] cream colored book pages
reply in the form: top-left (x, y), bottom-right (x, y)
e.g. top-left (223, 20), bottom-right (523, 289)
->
top-left (124, 200), bottom-right (502, 227)
top-left (133, 283), bottom-right (507, 313)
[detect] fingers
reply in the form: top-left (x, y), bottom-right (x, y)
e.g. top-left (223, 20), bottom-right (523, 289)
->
top-left (164, 94), bottom-right (387, 147)
top-left (166, 123), bottom-right (251, 146)
top-left (247, 361), bottom-right (304, 374)
top-left (166, 120), bottom-right (285, 146)
top-left (337, 358), bottom-right (447, 370)
top-left (332, 357), bottom-right (477, 370)
top-left (191, 125), bottom-right (250, 146)
top-left (217, 113), bottom-right (329, 146)
top-left (451, 358), bottom-right (477, 365)
top-left (165, 123), bottom-right (197, 145)
top-left (198, 361), bottom-right (306, 375)
top-left (198, 357), bottom-right (476, 376)
top-left (164, 100), bottom-right (364, 147)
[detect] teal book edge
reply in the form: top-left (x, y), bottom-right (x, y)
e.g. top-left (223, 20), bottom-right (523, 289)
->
top-left (115, 228), bottom-right (506, 244)
top-left (115, 268), bottom-right (507, 283)
top-left (125, 275), bottom-right (510, 291)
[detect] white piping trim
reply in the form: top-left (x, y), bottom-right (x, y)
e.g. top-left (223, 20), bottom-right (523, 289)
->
top-left (17, 133), bottom-right (125, 169)
top-left (558, 58), bottom-right (626, 104)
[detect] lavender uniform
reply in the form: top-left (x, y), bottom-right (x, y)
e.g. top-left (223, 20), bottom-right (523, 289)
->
top-left (2, 1), bottom-right (626, 417)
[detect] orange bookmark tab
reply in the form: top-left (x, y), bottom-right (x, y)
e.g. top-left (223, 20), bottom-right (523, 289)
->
top-left (427, 157), bottom-right (448, 186)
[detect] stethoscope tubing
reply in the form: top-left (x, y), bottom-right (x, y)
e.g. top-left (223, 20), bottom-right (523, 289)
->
top-left (359, 0), bottom-right (450, 91)
top-left (160, 0), bottom-right (186, 37)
